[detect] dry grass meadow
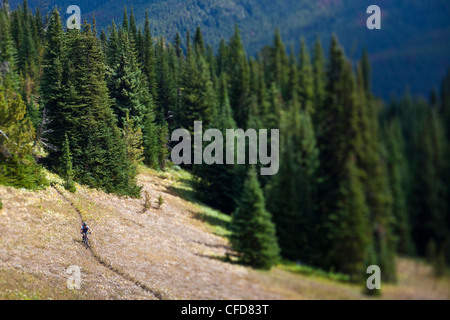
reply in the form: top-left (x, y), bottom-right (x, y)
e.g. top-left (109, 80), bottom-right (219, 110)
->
top-left (1, 167), bottom-right (449, 300)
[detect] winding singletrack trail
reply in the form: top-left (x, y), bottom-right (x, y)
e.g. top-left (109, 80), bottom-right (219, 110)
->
top-left (52, 184), bottom-right (164, 300)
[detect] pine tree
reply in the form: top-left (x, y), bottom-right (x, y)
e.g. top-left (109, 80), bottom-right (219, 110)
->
top-left (314, 36), bottom-right (372, 279)
top-left (0, 87), bottom-right (47, 188)
top-left (174, 32), bottom-right (182, 58)
top-left (128, 7), bottom-right (137, 43)
top-left (193, 74), bottom-right (238, 213)
top-left (312, 36), bottom-right (326, 122)
top-left (61, 133), bottom-right (76, 192)
top-left (227, 25), bottom-right (250, 127)
top-left (122, 7), bottom-right (128, 31)
top-left (155, 36), bottom-right (176, 123)
top-left (383, 119), bottom-right (414, 255)
top-left (180, 50), bottom-right (215, 132)
top-left (414, 109), bottom-right (449, 263)
top-left (230, 166), bottom-right (280, 270)
top-left (0, 5), bottom-right (19, 92)
top-left (108, 28), bottom-right (151, 128)
top-left (50, 20), bottom-right (140, 197)
top-left (193, 26), bottom-right (205, 57)
top-left (123, 113), bottom-right (144, 167)
top-left (266, 100), bottom-right (319, 261)
top-left (355, 62), bottom-right (397, 282)
top-left (157, 120), bottom-right (169, 169)
top-left (269, 28), bottom-right (289, 100)
top-left (298, 38), bottom-right (314, 113)
top-left (40, 8), bottom-right (65, 164)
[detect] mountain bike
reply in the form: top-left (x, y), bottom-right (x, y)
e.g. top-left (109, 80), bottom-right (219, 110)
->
top-left (82, 231), bottom-right (91, 249)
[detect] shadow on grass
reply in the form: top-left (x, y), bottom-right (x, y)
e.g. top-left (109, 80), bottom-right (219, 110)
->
top-left (190, 239), bottom-right (231, 251)
top-left (191, 210), bottom-right (232, 235)
top-left (165, 184), bottom-right (201, 206)
top-left (194, 252), bottom-right (240, 265)
top-left (165, 180), bottom-right (232, 234)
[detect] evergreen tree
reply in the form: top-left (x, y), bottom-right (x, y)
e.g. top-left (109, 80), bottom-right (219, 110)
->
top-left (49, 20), bottom-right (140, 197)
top-left (123, 112), bottom-right (144, 167)
top-left (180, 50), bottom-right (215, 132)
top-left (312, 36), bottom-right (326, 122)
top-left (40, 8), bottom-right (64, 164)
top-left (193, 26), bottom-right (205, 57)
top-left (384, 119), bottom-right (414, 255)
top-left (193, 74), bottom-right (238, 213)
top-left (355, 62), bottom-right (397, 282)
top-left (142, 11), bottom-right (157, 99)
top-left (298, 38), bottom-right (314, 113)
top-left (269, 28), bottom-right (289, 100)
top-left (0, 5), bottom-right (19, 92)
top-left (108, 28), bottom-right (151, 128)
top-left (61, 133), bottom-right (76, 192)
top-left (230, 167), bottom-right (280, 270)
top-left (174, 32), bottom-right (182, 58)
top-left (266, 100), bottom-right (319, 261)
top-left (227, 25), bottom-right (250, 127)
top-left (413, 109), bottom-right (449, 262)
top-left (314, 36), bottom-right (372, 279)
top-left (157, 120), bottom-right (169, 169)
top-left (0, 87), bottom-right (47, 188)
top-left (155, 36), bottom-right (176, 123)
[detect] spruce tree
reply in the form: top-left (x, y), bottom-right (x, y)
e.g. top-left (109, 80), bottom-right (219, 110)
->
top-left (193, 74), bottom-right (238, 213)
top-left (193, 26), bottom-right (205, 57)
top-left (355, 62), bottom-right (397, 282)
top-left (266, 100), bottom-right (319, 261)
top-left (50, 20), bottom-right (140, 197)
top-left (142, 11), bottom-right (157, 99)
top-left (123, 113), bottom-right (144, 167)
top-left (61, 133), bottom-right (76, 192)
top-left (314, 36), bottom-right (372, 279)
top-left (227, 25), bottom-right (250, 127)
top-left (298, 38), bottom-right (314, 113)
top-left (384, 119), bottom-right (414, 255)
top-left (0, 87), bottom-right (46, 188)
top-left (230, 167), bottom-right (280, 270)
top-left (180, 50), bottom-right (215, 132)
top-left (108, 28), bottom-right (151, 128)
top-left (0, 5), bottom-right (19, 92)
top-left (40, 8), bottom-right (64, 164)
top-left (312, 36), bottom-right (326, 123)
top-left (269, 28), bottom-right (289, 100)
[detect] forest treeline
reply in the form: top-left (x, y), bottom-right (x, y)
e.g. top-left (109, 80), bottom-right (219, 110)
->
top-left (1, 1), bottom-right (449, 283)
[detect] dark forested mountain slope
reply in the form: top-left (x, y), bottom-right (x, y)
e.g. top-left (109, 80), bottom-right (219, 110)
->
top-left (8, 0), bottom-right (450, 99)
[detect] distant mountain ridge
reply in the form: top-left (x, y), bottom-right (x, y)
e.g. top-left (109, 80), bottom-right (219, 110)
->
top-left (8, 0), bottom-right (450, 100)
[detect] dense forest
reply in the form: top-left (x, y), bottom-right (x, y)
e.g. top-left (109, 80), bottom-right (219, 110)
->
top-left (1, 1), bottom-right (449, 285)
top-left (10, 0), bottom-right (450, 100)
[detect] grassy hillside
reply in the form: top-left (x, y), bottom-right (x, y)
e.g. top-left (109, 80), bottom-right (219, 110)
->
top-left (1, 167), bottom-right (449, 299)
top-left (9, 0), bottom-right (450, 99)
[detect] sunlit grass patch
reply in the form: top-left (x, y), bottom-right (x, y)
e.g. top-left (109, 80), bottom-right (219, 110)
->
top-left (168, 168), bottom-right (232, 237)
top-left (279, 261), bottom-right (351, 283)
top-left (193, 206), bottom-right (231, 237)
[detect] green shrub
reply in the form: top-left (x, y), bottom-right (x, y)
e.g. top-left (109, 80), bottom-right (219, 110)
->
top-left (157, 194), bottom-right (164, 209)
top-left (64, 180), bottom-right (77, 193)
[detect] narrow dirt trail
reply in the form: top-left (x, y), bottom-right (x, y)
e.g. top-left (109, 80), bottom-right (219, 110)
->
top-left (51, 185), bottom-right (164, 300)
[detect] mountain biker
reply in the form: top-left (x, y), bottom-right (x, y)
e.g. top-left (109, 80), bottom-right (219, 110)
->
top-left (80, 222), bottom-right (90, 243)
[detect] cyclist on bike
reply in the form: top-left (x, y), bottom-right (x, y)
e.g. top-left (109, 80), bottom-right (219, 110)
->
top-left (80, 222), bottom-right (90, 243)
